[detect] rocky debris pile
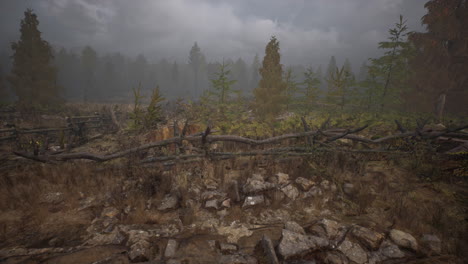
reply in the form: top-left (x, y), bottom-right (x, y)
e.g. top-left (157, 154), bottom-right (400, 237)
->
top-left (0, 169), bottom-right (448, 263)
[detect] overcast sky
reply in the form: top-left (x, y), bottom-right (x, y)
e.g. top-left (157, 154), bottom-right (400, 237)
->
top-left (0, 0), bottom-right (427, 68)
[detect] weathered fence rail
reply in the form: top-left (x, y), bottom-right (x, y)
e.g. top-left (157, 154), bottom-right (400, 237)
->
top-left (10, 119), bottom-right (468, 165)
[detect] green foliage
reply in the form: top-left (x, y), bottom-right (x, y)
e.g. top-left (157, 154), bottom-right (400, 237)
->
top-left (8, 9), bottom-right (61, 110)
top-left (326, 65), bottom-right (355, 111)
top-left (144, 85), bottom-right (165, 129)
top-left (129, 84), bottom-right (145, 130)
top-left (364, 15), bottom-right (414, 113)
top-left (299, 67), bottom-right (321, 113)
top-left (284, 67), bottom-right (299, 111)
top-left (254, 36), bottom-right (288, 121)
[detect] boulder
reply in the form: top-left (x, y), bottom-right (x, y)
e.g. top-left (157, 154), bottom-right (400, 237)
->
top-left (420, 234), bottom-right (441, 255)
top-left (243, 174), bottom-right (276, 194)
top-left (129, 240), bottom-right (152, 262)
top-left (320, 180), bottom-right (330, 191)
top-left (351, 226), bottom-right (384, 250)
top-left (217, 222), bottom-right (253, 243)
top-left (242, 195), bottom-right (265, 208)
top-left (284, 221), bottom-right (305, 235)
top-left (342, 183), bottom-right (354, 196)
top-left (277, 229), bottom-right (328, 259)
top-left (378, 240), bottom-right (405, 259)
top-left (308, 219), bottom-right (345, 241)
top-left (261, 235), bottom-right (279, 264)
top-left (276, 172), bottom-right (290, 186)
top-left (86, 228), bottom-right (126, 246)
top-left (164, 239), bottom-right (178, 258)
top-left (304, 186), bottom-right (323, 198)
top-left (389, 229), bottom-right (418, 251)
top-left (205, 199), bottom-right (219, 210)
top-left (101, 207), bottom-right (120, 218)
top-left (218, 254), bottom-right (258, 264)
top-left (281, 184), bottom-right (300, 200)
top-left (220, 243), bottom-right (238, 254)
top-left (337, 238), bottom-right (368, 264)
top-left (295, 177), bottom-right (315, 191)
top-left (324, 251), bottom-right (349, 264)
top-left (158, 194), bottom-right (179, 211)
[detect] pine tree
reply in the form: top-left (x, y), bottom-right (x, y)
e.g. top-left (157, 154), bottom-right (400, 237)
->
top-left (284, 67), bottom-right (299, 111)
top-left (325, 56), bottom-right (337, 91)
top-left (208, 60), bottom-right (237, 105)
top-left (8, 9), bottom-right (60, 108)
top-left (409, 0), bottom-right (468, 118)
top-left (249, 54), bottom-right (261, 92)
top-left (188, 42), bottom-right (205, 97)
top-left (254, 36), bottom-right (287, 121)
top-left (300, 67), bottom-right (321, 112)
top-left (81, 46), bottom-right (97, 102)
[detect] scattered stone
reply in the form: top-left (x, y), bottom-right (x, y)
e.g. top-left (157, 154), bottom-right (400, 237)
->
top-left (281, 184), bottom-right (300, 200)
top-left (389, 229), bottom-right (418, 251)
top-left (219, 254), bottom-right (258, 264)
top-left (320, 180), bottom-right (330, 190)
top-left (221, 199), bottom-right (232, 208)
top-left (378, 240), bottom-right (405, 259)
top-left (330, 183), bottom-right (337, 192)
top-left (337, 238), bottom-right (368, 264)
top-left (201, 190), bottom-right (227, 201)
top-left (351, 226), bottom-right (383, 250)
top-left (342, 183), bottom-right (354, 196)
top-left (324, 251), bottom-right (349, 264)
top-left (165, 239), bottom-right (178, 258)
top-left (205, 199), bottom-right (219, 210)
top-left (308, 219), bottom-right (344, 241)
top-left (158, 194), bottom-right (179, 211)
top-left (217, 222), bottom-right (253, 243)
top-left (101, 207), bottom-right (120, 218)
top-left (42, 192), bottom-right (65, 204)
top-left (261, 235), bottom-right (280, 264)
top-left (285, 221), bottom-right (305, 235)
top-left (243, 174), bottom-right (276, 194)
top-left (277, 229), bottom-right (328, 259)
top-left (124, 205), bottom-right (132, 214)
top-left (276, 172), bottom-right (289, 186)
top-left (420, 234), bottom-right (441, 255)
top-left (295, 177), bottom-right (315, 191)
top-left (86, 228), bottom-right (126, 246)
top-left (129, 240), bottom-right (152, 262)
top-left (220, 243), bottom-right (238, 254)
top-left (304, 186), bottom-right (323, 198)
top-left (242, 195), bottom-right (265, 208)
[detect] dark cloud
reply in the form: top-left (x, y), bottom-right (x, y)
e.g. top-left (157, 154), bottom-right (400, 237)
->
top-left (0, 0), bottom-right (427, 67)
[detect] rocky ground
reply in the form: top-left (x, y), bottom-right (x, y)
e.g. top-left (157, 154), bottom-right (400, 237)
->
top-left (0, 150), bottom-right (466, 264)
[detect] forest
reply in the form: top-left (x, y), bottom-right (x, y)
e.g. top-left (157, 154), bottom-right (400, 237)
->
top-left (0, 1), bottom-right (467, 264)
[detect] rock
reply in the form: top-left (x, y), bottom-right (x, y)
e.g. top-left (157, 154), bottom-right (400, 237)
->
top-left (389, 229), bottom-right (418, 251)
top-left (86, 228), bottom-right (126, 246)
top-left (48, 237), bottom-right (61, 247)
top-left (324, 251), bottom-right (349, 264)
top-left (351, 226), bottom-right (383, 250)
top-left (158, 194), bottom-right (179, 211)
top-left (421, 234), bottom-right (441, 255)
top-left (276, 172), bottom-right (289, 186)
top-left (304, 186), bottom-right (322, 198)
top-left (129, 240), bottom-right (152, 262)
top-left (217, 222), bottom-right (253, 243)
top-left (205, 199), bottom-right (219, 210)
top-left (242, 195), bottom-right (265, 208)
top-left (101, 207), bottom-right (120, 218)
top-left (277, 229), bottom-right (328, 259)
top-left (165, 239), bottom-right (178, 258)
top-left (220, 243), bottom-right (238, 254)
top-left (320, 180), bottom-right (330, 190)
top-left (221, 199), bottom-right (231, 208)
top-left (208, 240), bottom-right (217, 250)
top-left (281, 184), bottom-right (299, 200)
top-left (42, 192), bottom-right (65, 204)
top-left (201, 190), bottom-right (227, 201)
top-left (295, 177), bottom-right (315, 191)
top-left (285, 221), bottom-right (305, 235)
top-left (342, 183), bottom-right (354, 196)
top-left (378, 240), bottom-right (405, 259)
top-left (126, 229), bottom-right (151, 245)
top-left (308, 219), bottom-right (344, 241)
top-left (243, 174), bottom-right (276, 194)
top-left (337, 238), bottom-right (368, 264)
top-left (219, 254), bottom-right (258, 264)
top-left (261, 235), bottom-right (280, 264)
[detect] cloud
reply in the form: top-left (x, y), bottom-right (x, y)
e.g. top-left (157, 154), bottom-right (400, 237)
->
top-left (0, 0), bottom-right (427, 67)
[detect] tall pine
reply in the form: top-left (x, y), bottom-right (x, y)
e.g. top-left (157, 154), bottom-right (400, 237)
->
top-left (254, 36), bottom-right (287, 121)
top-left (8, 9), bottom-right (60, 108)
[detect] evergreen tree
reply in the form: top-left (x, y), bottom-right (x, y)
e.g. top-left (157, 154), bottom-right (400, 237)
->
top-left (8, 9), bottom-right (60, 108)
top-left (325, 56), bottom-right (337, 91)
top-left (188, 42), bottom-right (205, 97)
top-left (327, 65), bottom-right (355, 111)
top-left (284, 67), bottom-right (299, 111)
top-left (81, 46), bottom-right (97, 102)
top-left (208, 60), bottom-right (237, 105)
top-left (249, 54), bottom-right (261, 92)
top-left (409, 0), bottom-right (468, 117)
top-left (254, 36), bottom-right (287, 120)
top-left (300, 67), bottom-right (321, 112)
